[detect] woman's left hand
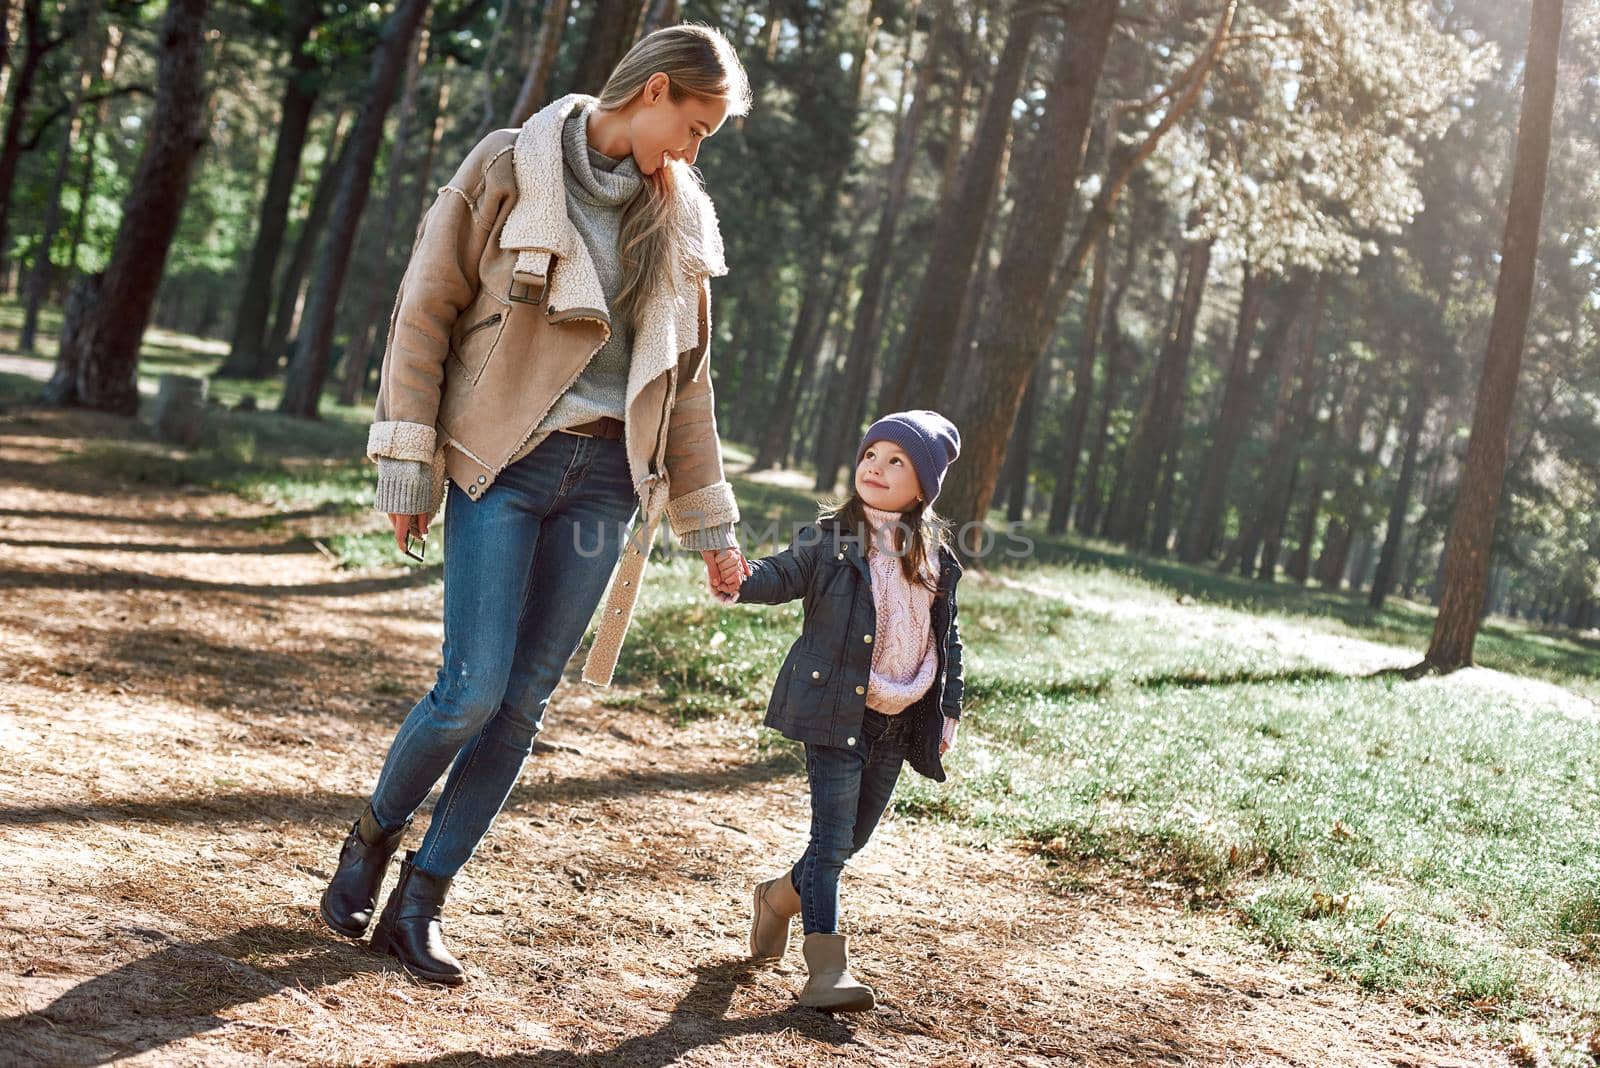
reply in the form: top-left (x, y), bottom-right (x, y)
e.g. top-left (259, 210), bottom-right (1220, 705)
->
top-left (940, 716), bottom-right (958, 754)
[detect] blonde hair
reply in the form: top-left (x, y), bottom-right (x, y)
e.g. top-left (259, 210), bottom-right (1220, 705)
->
top-left (596, 24), bottom-right (751, 328)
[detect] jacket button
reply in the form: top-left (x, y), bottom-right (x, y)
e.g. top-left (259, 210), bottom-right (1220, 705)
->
top-left (811, 670), bottom-right (821, 680)
top-left (863, 634), bottom-right (872, 644)
top-left (846, 737), bottom-right (856, 746)
top-left (476, 475), bottom-right (486, 484)
top-left (836, 552), bottom-right (844, 560)
top-left (854, 685), bottom-right (864, 695)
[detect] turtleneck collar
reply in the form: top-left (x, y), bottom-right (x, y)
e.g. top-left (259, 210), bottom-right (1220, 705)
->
top-left (862, 504), bottom-right (908, 529)
top-left (562, 106), bottom-right (642, 208)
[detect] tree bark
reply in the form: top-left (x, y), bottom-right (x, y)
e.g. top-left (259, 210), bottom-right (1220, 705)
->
top-left (1077, 219), bottom-right (1140, 534)
top-left (217, 0), bottom-right (322, 379)
top-left (1425, 0), bottom-right (1563, 669)
top-left (509, 0), bottom-right (569, 125)
top-left (0, 0), bottom-right (69, 288)
top-left (936, 0), bottom-right (1120, 536)
top-left (263, 110), bottom-right (349, 379)
top-left (1257, 279), bottom-right (1328, 580)
top-left (1047, 218), bottom-right (1111, 534)
top-left (1000, 359), bottom-right (1048, 521)
top-left (637, 0), bottom-right (679, 37)
top-left (49, 0), bottom-right (208, 414)
top-left (1233, 278), bottom-right (1326, 579)
top-left (339, 25), bottom-right (429, 407)
top-left (1046, 0), bottom-right (1238, 324)
top-left (19, 0), bottom-right (100, 352)
top-left (881, 0), bottom-right (1044, 413)
top-left (1177, 262), bottom-right (1267, 560)
top-left (570, 0), bottom-right (646, 96)
top-left (66, 24), bottom-right (121, 279)
top-left (1370, 369), bottom-right (1430, 608)
top-left (803, 0), bottom-right (943, 484)
top-left (279, 0), bottom-right (431, 418)
top-left (1106, 237), bottom-right (1211, 547)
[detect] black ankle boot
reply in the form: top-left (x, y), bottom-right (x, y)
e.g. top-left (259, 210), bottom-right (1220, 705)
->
top-left (319, 806), bottom-right (409, 938)
top-left (370, 850), bottom-right (464, 986)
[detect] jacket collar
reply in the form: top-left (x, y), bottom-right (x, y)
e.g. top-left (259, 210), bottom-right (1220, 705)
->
top-left (501, 95), bottom-right (727, 341)
top-left (820, 516), bottom-right (963, 585)
top-left (501, 94), bottom-right (730, 494)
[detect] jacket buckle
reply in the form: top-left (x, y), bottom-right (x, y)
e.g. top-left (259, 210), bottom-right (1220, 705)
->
top-left (509, 275), bottom-right (546, 305)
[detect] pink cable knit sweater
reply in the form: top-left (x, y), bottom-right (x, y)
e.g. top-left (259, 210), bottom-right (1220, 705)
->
top-left (862, 505), bottom-right (939, 715)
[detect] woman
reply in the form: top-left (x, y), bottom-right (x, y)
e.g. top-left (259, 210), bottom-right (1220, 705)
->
top-left (319, 25), bottom-right (753, 986)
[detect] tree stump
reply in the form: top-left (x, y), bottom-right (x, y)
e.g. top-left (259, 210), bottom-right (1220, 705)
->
top-left (152, 374), bottom-right (208, 447)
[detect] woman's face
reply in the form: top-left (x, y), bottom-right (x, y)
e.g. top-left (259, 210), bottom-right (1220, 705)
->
top-left (855, 440), bottom-right (922, 513)
top-left (628, 71), bottom-right (729, 174)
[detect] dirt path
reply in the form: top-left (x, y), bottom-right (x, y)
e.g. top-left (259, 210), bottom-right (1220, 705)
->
top-left (0, 408), bottom-right (1505, 1066)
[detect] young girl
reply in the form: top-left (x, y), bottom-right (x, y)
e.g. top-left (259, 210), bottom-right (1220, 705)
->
top-left (732, 410), bottom-right (965, 1012)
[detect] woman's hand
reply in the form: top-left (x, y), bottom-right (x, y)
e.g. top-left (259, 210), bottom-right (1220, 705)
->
top-left (389, 512), bottom-right (430, 554)
top-left (940, 716), bottom-right (959, 755)
top-left (702, 546), bottom-right (750, 602)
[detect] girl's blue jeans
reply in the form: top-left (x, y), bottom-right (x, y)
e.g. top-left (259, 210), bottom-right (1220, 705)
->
top-left (792, 707), bottom-right (911, 934)
top-left (368, 431), bottom-right (638, 878)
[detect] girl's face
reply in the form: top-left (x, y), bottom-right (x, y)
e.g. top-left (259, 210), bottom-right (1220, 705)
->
top-left (627, 71), bottom-right (729, 174)
top-left (855, 440), bottom-right (922, 513)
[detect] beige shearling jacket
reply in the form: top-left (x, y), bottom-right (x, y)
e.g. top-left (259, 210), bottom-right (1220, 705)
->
top-left (366, 94), bottom-right (740, 685)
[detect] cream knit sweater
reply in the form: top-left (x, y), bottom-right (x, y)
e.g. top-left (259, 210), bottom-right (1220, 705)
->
top-left (862, 504), bottom-right (939, 715)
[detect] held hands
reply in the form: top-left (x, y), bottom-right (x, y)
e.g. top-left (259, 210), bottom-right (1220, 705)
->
top-left (702, 546), bottom-right (751, 602)
top-left (940, 716), bottom-right (958, 755)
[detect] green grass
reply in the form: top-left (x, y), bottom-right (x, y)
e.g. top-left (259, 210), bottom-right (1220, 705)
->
top-left (618, 472), bottom-right (1600, 1037)
top-left (10, 309), bottom-right (1600, 1042)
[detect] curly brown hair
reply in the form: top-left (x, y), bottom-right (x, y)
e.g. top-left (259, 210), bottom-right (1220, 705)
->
top-left (820, 492), bottom-right (948, 593)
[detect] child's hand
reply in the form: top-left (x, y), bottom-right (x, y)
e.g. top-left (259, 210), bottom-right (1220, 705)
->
top-left (940, 716), bottom-right (958, 754)
top-left (702, 547), bottom-right (749, 601)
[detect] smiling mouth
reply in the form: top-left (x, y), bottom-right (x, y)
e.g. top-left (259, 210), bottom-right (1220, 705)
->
top-left (862, 478), bottom-right (889, 489)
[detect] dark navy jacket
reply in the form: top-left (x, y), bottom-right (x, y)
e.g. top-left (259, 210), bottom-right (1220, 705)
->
top-left (736, 518), bottom-right (964, 782)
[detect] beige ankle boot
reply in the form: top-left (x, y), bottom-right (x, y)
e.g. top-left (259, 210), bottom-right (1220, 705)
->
top-left (798, 932), bottom-right (875, 1012)
top-left (749, 873), bottom-right (802, 961)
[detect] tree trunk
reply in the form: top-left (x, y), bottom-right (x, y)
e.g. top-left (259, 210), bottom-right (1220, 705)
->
top-left (339, 25), bottom-right (429, 407)
top-left (263, 111), bottom-right (349, 378)
top-left (0, 0), bottom-right (66, 288)
top-left (1255, 279), bottom-right (1328, 580)
top-left (1177, 262), bottom-right (1267, 560)
top-left (1283, 358), bottom-right (1352, 584)
top-left (1370, 372), bottom-right (1429, 608)
top-left (66, 24), bottom-right (121, 278)
top-left (49, 0), bottom-right (209, 414)
top-left (1047, 218), bottom-right (1111, 534)
top-left (1106, 237), bottom-right (1211, 547)
top-left (570, 0), bottom-right (645, 96)
top-left (1077, 219), bottom-right (1140, 534)
top-left (19, 0), bottom-right (100, 352)
top-left (882, 0), bottom-right (1043, 413)
top-left (217, 0), bottom-right (321, 379)
top-left (806, 0), bottom-right (943, 486)
top-left (1425, 0), bottom-right (1563, 669)
top-left (509, 0), bottom-right (569, 125)
top-left (279, 0), bottom-right (431, 419)
top-left (1045, 0), bottom-right (1238, 322)
top-left (1000, 359), bottom-right (1047, 522)
top-left (754, 248), bottom-right (850, 469)
top-left (637, 0), bottom-right (679, 37)
top-left (936, 0), bottom-right (1120, 537)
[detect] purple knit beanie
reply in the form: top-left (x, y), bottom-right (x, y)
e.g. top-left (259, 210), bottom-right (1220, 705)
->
top-left (855, 409), bottom-right (962, 505)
